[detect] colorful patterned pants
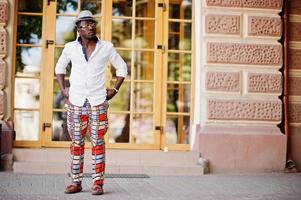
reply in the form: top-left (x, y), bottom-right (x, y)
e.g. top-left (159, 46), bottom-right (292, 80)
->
top-left (66, 99), bottom-right (108, 186)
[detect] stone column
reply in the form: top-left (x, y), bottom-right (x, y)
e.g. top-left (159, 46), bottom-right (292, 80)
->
top-left (288, 0), bottom-right (301, 171)
top-left (0, 0), bottom-right (13, 171)
top-left (197, 0), bottom-right (287, 172)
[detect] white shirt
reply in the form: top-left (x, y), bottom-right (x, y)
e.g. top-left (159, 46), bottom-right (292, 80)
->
top-left (55, 38), bottom-right (127, 106)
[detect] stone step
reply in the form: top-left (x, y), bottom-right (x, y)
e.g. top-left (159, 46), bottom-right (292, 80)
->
top-left (12, 148), bottom-right (204, 176)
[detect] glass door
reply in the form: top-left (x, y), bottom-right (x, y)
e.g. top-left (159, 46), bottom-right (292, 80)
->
top-left (13, 0), bottom-right (194, 150)
top-left (106, 0), bottom-right (161, 149)
top-left (163, 0), bottom-right (193, 150)
top-left (13, 0), bottom-right (44, 147)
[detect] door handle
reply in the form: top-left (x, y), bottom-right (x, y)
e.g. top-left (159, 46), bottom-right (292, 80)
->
top-left (43, 123), bottom-right (52, 131)
top-left (45, 40), bottom-right (54, 48)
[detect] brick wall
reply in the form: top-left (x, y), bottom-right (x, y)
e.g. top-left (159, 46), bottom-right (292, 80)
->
top-left (201, 0), bottom-right (283, 126)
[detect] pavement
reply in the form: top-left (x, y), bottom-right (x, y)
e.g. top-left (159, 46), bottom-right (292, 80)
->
top-left (1, 172), bottom-right (301, 200)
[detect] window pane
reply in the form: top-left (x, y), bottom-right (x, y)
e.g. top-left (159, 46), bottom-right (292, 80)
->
top-left (14, 78), bottom-right (40, 109)
top-left (136, 0), bottom-right (155, 17)
top-left (134, 51), bottom-right (154, 80)
top-left (18, 0), bottom-right (43, 12)
top-left (169, 1), bottom-right (192, 19)
top-left (168, 53), bottom-right (191, 81)
top-left (167, 84), bottom-right (191, 113)
top-left (57, 0), bottom-right (78, 14)
top-left (109, 113), bottom-right (130, 143)
top-left (52, 111), bottom-right (70, 141)
top-left (135, 20), bottom-right (155, 48)
top-left (81, 0), bottom-right (102, 15)
top-left (166, 115), bottom-right (190, 144)
top-left (168, 22), bottom-right (191, 50)
top-left (15, 47), bottom-right (42, 77)
top-left (133, 83), bottom-right (153, 112)
top-left (56, 16), bottom-right (77, 45)
top-left (53, 80), bottom-right (70, 109)
top-left (112, 0), bottom-right (132, 16)
top-left (111, 50), bottom-right (131, 79)
top-left (17, 15), bottom-right (42, 45)
top-left (132, 114), bottom-right (153, 144)
top-left (112, 19), bottom-right (132, 48)
top-left (14, 110), bottom-right (39, 141)
top-left (109, 82), bottom-right (131, 111)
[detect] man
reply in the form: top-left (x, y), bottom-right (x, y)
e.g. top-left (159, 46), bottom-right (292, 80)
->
top-left (55, 10), bottom-right (127, 195)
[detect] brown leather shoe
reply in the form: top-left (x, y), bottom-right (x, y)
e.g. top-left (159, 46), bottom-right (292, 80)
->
top-left (64, 183), bottom-right (82, 194)
top-left (91, 184), bottom-right (104, 195)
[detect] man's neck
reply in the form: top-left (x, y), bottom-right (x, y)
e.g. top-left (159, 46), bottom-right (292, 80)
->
top-left (78, 36), bottom-right (98, 47)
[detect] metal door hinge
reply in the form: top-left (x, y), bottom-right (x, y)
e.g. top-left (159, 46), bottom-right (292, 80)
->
top-left (45, 40), bottom-right (54, 48)
top-left (158, 3), bottom-right (167, 11)
top-left (155, 126), bottom-right (164, 134)
top-left (43, 123), bottom-right (52, 131)
top-left (157, 45), bottom-right (165, 53)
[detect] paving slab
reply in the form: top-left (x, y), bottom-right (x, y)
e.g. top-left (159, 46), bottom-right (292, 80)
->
top-left (1, 172), bottom-right (301, 200)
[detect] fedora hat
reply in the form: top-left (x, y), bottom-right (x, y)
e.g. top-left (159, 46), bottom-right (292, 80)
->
top-left (75, 10), bottom-right (96, 24)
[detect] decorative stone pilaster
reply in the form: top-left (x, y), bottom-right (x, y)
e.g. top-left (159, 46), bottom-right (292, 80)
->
top-left (197, 0), bottom-right (286, 172)
top-left (0, 0), bottom-right (8, 120)
top-left (0, 0), bottom-right (13, 172)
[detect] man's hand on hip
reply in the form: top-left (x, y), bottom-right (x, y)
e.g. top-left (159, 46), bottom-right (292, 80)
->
top-left (106, 89), bottom-right (117, 101)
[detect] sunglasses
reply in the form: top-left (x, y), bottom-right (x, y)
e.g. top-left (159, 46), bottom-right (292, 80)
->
top-left (78, 22), bottom-right (97, 29)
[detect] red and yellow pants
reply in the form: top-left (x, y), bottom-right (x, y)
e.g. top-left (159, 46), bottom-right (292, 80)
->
top-left (66, 99), bottom-right (108, 186)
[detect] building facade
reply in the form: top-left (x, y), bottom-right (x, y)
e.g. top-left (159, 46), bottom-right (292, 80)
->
top-left (0, 0), bottom-right (300, 173)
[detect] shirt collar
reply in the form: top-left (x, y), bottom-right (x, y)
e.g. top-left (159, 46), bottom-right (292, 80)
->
top-left (76, 36), bottom-right (100, 44)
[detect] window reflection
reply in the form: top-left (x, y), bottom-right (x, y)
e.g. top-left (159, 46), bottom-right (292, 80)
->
top-left (169, 0), bottom-right (192, 19)
top-left (166, 115), bottom-right (190, 144)
top-left (112, 0), bottom-right (132, 16)
top-left (81, 0), bottom-right (102, 15)
top-left (15, 111), bottom-right (39, 141)
top-left (132, 114), bottom-right (153, 144)
top-left (15, 47), bottom-right (41, 77)
top-left (135, 0), bottom-right (155, 17)
top-left (112, 19), bottom-right (132, 48)
top-left (14, 78), bottom-right (40, 109)
top-left (135, 20), bottom-right (155, 48)
top-left (109, 82), bottom-right (131, 111)
top-left (52, 111), bottom-right (70, 141)
top-left (17, 15), bottom-right (42, 45)
top-left (109, 114), bottom-right (130, 143)
top-left (56, 16), bottom-right (77, 45)
top-left (57, 0), bottom-right (78, 14)
top-left (168, 53), bottom-right (191, 81)
top-left (18, 0), bottom-right (43, 13)
top-left (134, 51), bottom-right (154, 80)
top-left (168, 22), bottom-right (191, 50)
top-left (167, 84), bottom-right (190, 113)
top-left (133, 83), bottom-right (153, 112)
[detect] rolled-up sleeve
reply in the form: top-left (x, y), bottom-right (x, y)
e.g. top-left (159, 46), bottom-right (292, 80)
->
top-left (55, 47), bottom-right (70, 75)
top-left (109, 45), bottom-right (128, 77)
